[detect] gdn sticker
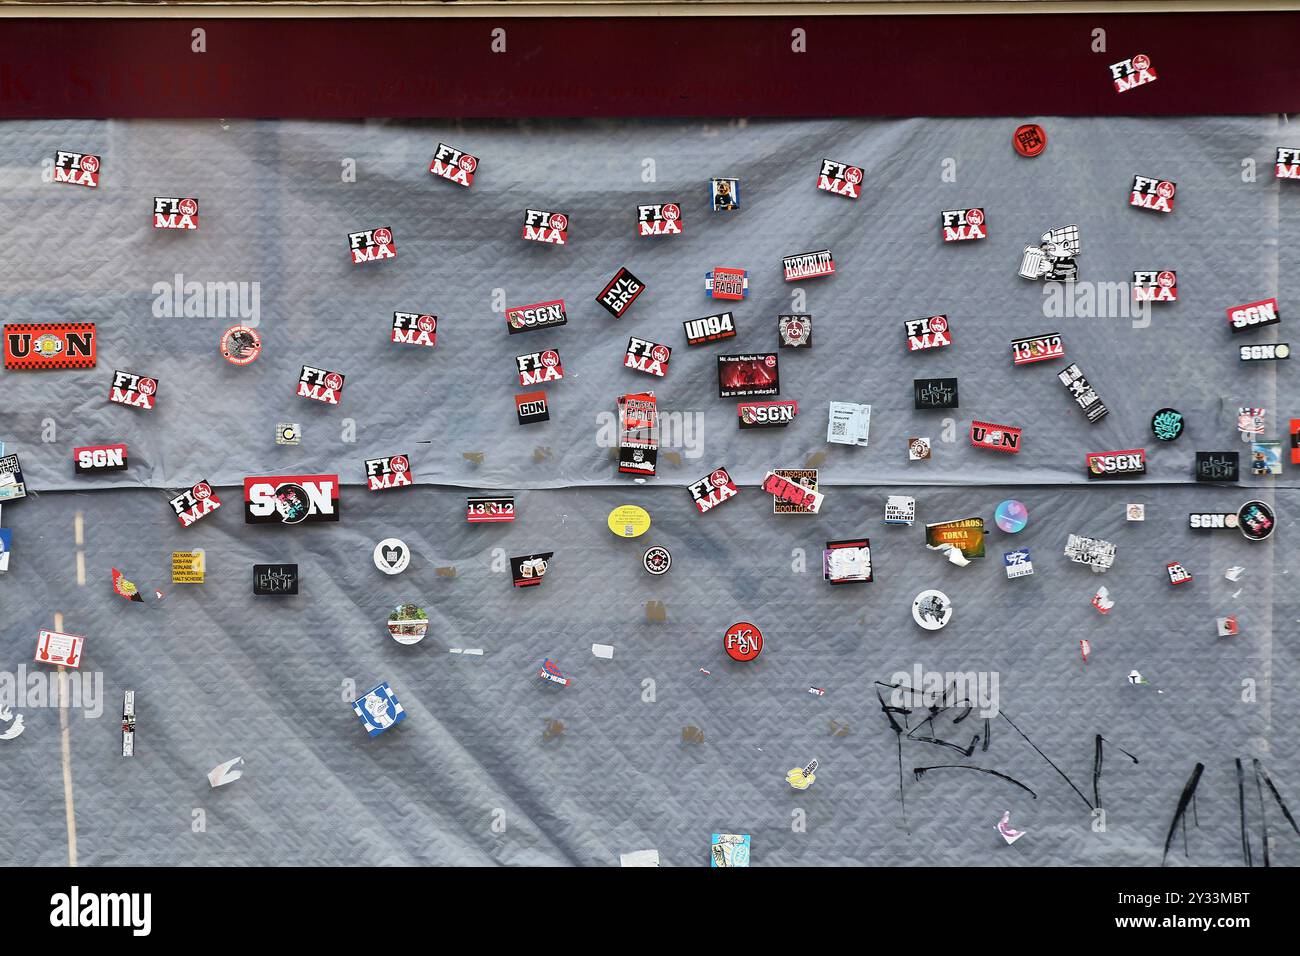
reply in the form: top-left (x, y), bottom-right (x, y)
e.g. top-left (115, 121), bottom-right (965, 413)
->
top-left (169, 480), bottom-right (221, 528)
top-left (108, 370), bottom-right (158, 411)
top-left (4, 322), bottom-right (97, 371)
top-left (392, 312), bottom-right (436, 348)
top-left (1133, 271), bottom-right (1177, 302)
top-left (516, 349), bottom-right (564, 386)
top-left (429, 142), bottom-right (478, 187)
top-left (941, 208), bottom-right (986, 242)
top-left (1227, 298), bottom-right (1280, 334)
top-left (688, 468), bottom-right (739, 515)
top-left (297, 365), bottom-right (345, 405)
top-left (816, 159), bottom-right (863, 199)
top-left (637, 203), bottom-right (681, 237)
top-left (365, 454), bottom-right (412, 492)
top-left (53, 150), bottom-right (100, 188)
top-left (522, 209), bottom-right (568, 245)
top-left (782, 249), bottom-right (834, 282)
top-left (153, 197), bottom-right (199, 230)
top-left (243, 474), bottom-right (340, 524)
top-left (1086, 448), bottom-right (1146, 479)
top-left (507, 299), bottom-right (567, 334)
top-left (348, 227), bottom-right (396, 264)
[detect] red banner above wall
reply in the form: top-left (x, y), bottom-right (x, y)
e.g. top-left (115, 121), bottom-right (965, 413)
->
top-left (0, 14), bottom-right (1297, 118)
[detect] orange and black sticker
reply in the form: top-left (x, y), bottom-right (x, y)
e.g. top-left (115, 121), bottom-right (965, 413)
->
top-left (4, 323), bottom-right (97, 370)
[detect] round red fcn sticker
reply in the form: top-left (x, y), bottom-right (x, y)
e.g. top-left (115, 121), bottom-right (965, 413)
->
top-left (549, 214), bottom-right (568, 232)
top-left (967, 208), bottom-right (984, 226)
top-left (374, 228), bottom-right (392, 245)
top-left (1133, 53), bottom-right (1151, 70)
top-left (81, 155), bottom-right (99, 173)
top-left (724, 622), bottom-right (763, 662)
top-left (845, 166), bottom-right (863, 184)
top-left (1013, 124), bottom-right (1048, 158)
top-left (662, 203), bottom-right (680, 221)
top-left (418, 315), bottom-right (435, 332)
top-left (459, 155), bottom-right (477, 172)
top-left (179, 198), bottom-right (198, 216)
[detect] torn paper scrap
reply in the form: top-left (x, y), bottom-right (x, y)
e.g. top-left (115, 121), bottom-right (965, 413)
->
top-left (619, 849), bottom-right (660, 867)
top-left (207, 756), bottom-right (245, 788)
top-left (591, 643), bottom-right (615, 659)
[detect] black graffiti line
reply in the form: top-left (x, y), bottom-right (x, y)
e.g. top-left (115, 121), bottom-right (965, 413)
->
top-left (1093, 734), bottom-right (1139, 811)
top-left (999, 710), bottom-right (1094, 812)
top-left (1161, 762), bottom-right (1205, 866)
top-left (912, 764), bottom-right (1038, 799)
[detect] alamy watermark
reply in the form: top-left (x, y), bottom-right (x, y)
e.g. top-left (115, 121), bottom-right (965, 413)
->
top-left (152, 273), bottom-right (261, 326)
top-left (1043, 281), bottom-right (1151, 329)
top-left (0, 666), bottom-right (104, 718)
top-left (888, 664), bottom-right (1000, 718)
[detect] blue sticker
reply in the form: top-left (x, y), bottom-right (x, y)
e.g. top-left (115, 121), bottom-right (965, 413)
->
top-left (353, 682), bottom-right (406, 737)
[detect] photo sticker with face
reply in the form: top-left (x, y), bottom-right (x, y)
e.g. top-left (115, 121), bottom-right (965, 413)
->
top-left (429, 142), bottom-right (478, 187)
top-left (243, 474), bottom-right (340, 524)
top-left (153, 197), bottom-right (199, 230)
top-left (711, 177), bottom-right (739, 211)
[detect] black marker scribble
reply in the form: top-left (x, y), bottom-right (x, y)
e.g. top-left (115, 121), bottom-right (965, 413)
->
top-left (1093, 734), bottom-right (1139, 811)
top-left (1236, 758), bottom-right (1252, 867)
top-left (875, 685), bottom-right (911, 833)
top-left (912, 765), bottom-right (1038, 799)
top-left (1000, 710), bottom-right (1094, 812)
top-left (1161, 762), bottom-right (1205, 865)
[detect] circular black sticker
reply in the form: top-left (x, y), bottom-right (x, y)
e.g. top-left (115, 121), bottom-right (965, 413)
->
top-left (1237, 500), bottom-right (1275, 541)
top-left (643, 546), bottom-right (672, 575)
top-left (1152, 408), bottom-right (1184, 441)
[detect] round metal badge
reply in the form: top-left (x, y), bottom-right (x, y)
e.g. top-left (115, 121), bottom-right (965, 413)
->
top-left (221, 325), bottom-right (262, 365)
top-left (723, 622), bottom-right (763, 662)
top-left (912, 590), bottom-right (953, 630)
top-left (643, 546), bottom-right (671, 575)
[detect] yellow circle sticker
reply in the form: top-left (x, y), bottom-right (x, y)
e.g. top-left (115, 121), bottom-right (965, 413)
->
top-left (608, 505), bottom-right (651, 538)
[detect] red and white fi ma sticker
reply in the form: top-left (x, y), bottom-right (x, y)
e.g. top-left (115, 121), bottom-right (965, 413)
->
top-left (637, 203), bottom-right (682, 237)
top-left (153, 197), bottom-right (199, 230)
top-left (516, 349), bottom-right (564, 387)
top-left (1277, 147), bottom-right (1300, 180)
top-left (108, 370), bottom-right (158, 411)
top-left (429, 142), bottom-right (478, 187)
top-left (365, 454), bottom-right (413, 492)
top-left (1109, 53), bottom-right (1157, 92)
top-left (688, 468), bottom-right (739, 515)
top-left (941, 208), bottom-right (986, 242)
top-left (392, 311), bottom-right (437, 348)
top-left (625, 337), bottom-right (670, 377)
top-left (1133, 271), bottom-right (1177, 302)
top-left (53, 150), bottom-right (100, 188)
top-left (817, 159), bottom-right (863, 199)
top-left (297, 365), bottom-right (344, 405)
top-left (1130, 176), bottom-right (1176, 214)
top-left (348, 227), bottom-right (396, 264)
top-left (169, 480), bottom-right (222, 528)
top-left (522, 209), bottom-right (568, 245)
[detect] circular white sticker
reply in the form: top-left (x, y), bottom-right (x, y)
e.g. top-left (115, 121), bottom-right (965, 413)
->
top-left (912, 590), bottom-right (953, 630)
top-left (373, 538), bottom-right (410, 575)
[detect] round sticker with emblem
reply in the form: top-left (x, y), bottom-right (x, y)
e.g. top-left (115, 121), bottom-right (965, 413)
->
top-left (1152, 408), bottom-right (1184, 441)
top-left (608, 505), bottom-right (650, 538)
top-left (723, 622), bottom-right (763, 662)
top-left (373, 537), bottom-right (410, 575)
top-left (386, 602), bottom-right (428, 645)
top-left (1013, 123), bottom-right (1048, 158)
top-left (912, 590), bottom-right (953, 631)
top-left (221, 325), bottom-right (262, 366)
top-left (1237, 500), bottom-right (1275, 541)
top-left (643, 546), bottom-right (672, 575)
top-left (995, 500), bottom-right (1028, 533)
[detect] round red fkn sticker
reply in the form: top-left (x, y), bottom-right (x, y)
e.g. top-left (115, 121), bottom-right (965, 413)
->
top-left (459, 155), bottom-right (477, 172)
top-left (845, 166), bottom-right (863, 184)
top-left (179, 198), bottom-right (198, 216)
top-left (373, 228), bottom-right (392, 245)
top-left (662, 203), bottom-right (680, 221)
top-left (324, 372), bottom-right (343, 390)
top-left (417, 315), bottom-right (435, 332)
top-left (967, 208), bottom-right (984, 225)
top-left (1157, 271), bottom-right (1176, 287)
top-left (651, 345), bottom-right (670, 363)
top-left (137, 378), bottom-right (157, 395)
top-left (81, 155), bottom-right (99, 172)
top-left (193, 482), bottom-right (212, 500)
top-left (1156, 181), bottom-right (1176, 199)
top-left (929, 315), bottom-right (948, 333)
top-left (1013, 123), bottom-right (1048, 158)
top-left (710, 469), bottom-right (730, 488)
top-left (541, 350), bottom-right (560, 367)
top-left (724, 622), bottom-right (763, 662)
top-left (549, 214), bottom-right (568, 232)
top-left (1132, 53), bottom-right (1151, 70)
top-left (390, 455), bottom-right (409, 473)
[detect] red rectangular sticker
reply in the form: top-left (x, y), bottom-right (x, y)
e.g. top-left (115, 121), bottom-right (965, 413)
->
top-left (4, 323), bottom-right (97, 370)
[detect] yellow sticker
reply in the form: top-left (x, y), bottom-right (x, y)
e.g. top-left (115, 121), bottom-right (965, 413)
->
top-left (172, 550), bottom-right (205, 584)
top-left (607, 505), bottom-right (651, 538)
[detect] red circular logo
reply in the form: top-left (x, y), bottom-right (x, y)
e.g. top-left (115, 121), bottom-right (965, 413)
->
top-left (193, 482), bottom-right (212, 500)
top-left (1132, 53), bottom-right (1151, 70)
top-left (541, 350), bottom-right (560, 367)
top-left (724, 622), bottom-right (763, 662)
top-left (81, 155), bottom-right (99, 173)
top-left (179, 198), bottom-right (198, 216)
top-left (137, 378), bottom-right (157, 396)
top-left (710, 469), bottom-right (730, 488)
top-left (662, 203), bottom-right (680, 221)
top-left (417, 315), bottom-right (435, 332)
top-left (459, 155), bottom-right (477, 173)
top-left (390, 455), bottom-right (409, 473)
top-left (373, 228), bottom-right (392, 245)
top-left (1013, 123), bottom-right (1048, 158)
top-left (651, 345), bottom-right (670, 363)
top-left (324, 372), bottom-right (343, 390)
top-left (967, 208), bottom-right (984, 226)
top-left (549, 213), bottom-right (568, 232)
top-left (845, 166), bottom-right (863, 184)
top-left (929, 315), bottom-right (948, 333)
top-left (1157, 271), bottom-right (1176, 288)
top-left (221, 325), bottom-right (262, 365)
top-left (764, 355), bottom-right (776, 368)
top-left (1156, 181), bottom-right (1176, 199)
